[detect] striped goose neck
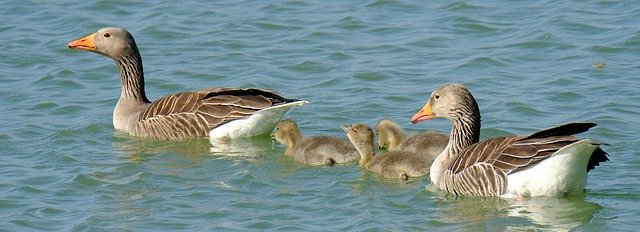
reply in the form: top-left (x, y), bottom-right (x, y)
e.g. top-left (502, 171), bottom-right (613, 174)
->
top-left (447, 90), bottom-right (482, 155)
top-left (448, 114), bottom-right (481, 156)
top-left (115, 45), bottom-right (149, 103)
top-left (431, 103), bottom-right (481, 187)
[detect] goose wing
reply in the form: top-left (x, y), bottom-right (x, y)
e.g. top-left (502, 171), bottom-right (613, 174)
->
top-left (444, 123), bottom-right (597, 196)
top-left (135, 88), bottom-right (299, 139)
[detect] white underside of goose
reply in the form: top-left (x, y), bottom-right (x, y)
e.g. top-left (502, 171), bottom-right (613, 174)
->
top-left (209, 100), bottom-right (308, 140)
top-left (502, 139), bottom-right (599, 198)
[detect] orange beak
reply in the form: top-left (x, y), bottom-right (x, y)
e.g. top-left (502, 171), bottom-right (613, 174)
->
top-left (411, 100), bottom-right (434, 124)
top-left (67, 33), bottom-right (96, 51)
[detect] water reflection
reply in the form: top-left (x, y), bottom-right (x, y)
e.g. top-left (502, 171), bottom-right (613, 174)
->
top-left (209, 135), bottom-right (276, 158)
top-left (112, 134), bottom-right (276, 162)
top-left (104, 135), bottom-right (281, 230)
top-left (431, 191), bottom-right (601, 231)
top-left (431, 193), bottom-right (509, 224)
top-left (505, 194), bottom-right (601, 231)
top-left (112, 136), bottom-right (212, 162)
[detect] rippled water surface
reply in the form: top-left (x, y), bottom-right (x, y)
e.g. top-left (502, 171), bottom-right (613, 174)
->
top-left (2, 0), bottom-right (639, 231)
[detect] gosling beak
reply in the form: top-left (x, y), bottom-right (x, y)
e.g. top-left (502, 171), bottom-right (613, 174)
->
top-left (68, 33), bottom-right (97, 51)
top-left (411, 100), bottom-right (434, 124)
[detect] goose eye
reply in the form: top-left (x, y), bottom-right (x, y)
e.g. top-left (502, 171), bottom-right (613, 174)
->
top-left (434, 94), bottom-right (440, 100)
top-left (104, 33), bottom-right (111, 38)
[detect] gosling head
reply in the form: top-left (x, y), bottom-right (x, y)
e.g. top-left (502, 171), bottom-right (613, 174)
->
top-left (271, 119), bottom-right (301, 147)
top-left (376, 119), bottom-right (403, 150)
top-left (342, 124), bottom-right (374, 149)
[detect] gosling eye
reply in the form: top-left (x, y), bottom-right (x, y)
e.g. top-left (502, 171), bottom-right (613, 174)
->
top-left (434, 94), bottom-right (440, 100)
top-left (104, 33), bottom-right (111, 38)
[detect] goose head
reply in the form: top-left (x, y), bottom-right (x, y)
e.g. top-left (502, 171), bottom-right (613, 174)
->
top-left (411, 83), bottom-right (480, 124)
top-left (68, 27), bottom-right (139, 59)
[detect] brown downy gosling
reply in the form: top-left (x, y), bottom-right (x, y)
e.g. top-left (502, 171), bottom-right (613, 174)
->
top-left (343, 123), bottom-right (429, 180)
top-left (376, 119), bottom-right (448, 162)
top-left (271, 119), bottom-right (359, 166)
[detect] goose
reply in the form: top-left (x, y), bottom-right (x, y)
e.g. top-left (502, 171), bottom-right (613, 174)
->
top-left (411, 83), bottom-right (609, 197)
top-left (376, 119), bottom-right (449, 162)
top-left (342, 123), bottom-right (429, 180)
top-left (271, 119), bottom-right (359, 166)
top-left (67, 27), bottom-right (306, 140)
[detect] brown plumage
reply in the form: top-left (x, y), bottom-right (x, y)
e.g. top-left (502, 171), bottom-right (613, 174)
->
top-left (68, 27), bottom-right (304, 140)
top-left (343, 124), bottom-right (429, 180)
top-left (271, 119), bottom-right (359, 166)
top-left (411, 83), bottom-right (609, 197)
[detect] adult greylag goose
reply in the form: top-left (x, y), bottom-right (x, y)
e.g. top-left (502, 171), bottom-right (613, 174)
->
top-left (376, 119), bottom-right (448, 162)
top-left (67, 27), bottom-right (306, 140)
top-left (271, 119), bottom-right (359, 166)
top-left (411, 83), bottom-right (609, 197)
top-left (343, 124), bottom-right (429, 180)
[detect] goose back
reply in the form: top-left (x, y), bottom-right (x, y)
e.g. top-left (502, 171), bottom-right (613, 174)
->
top-left (399, 132), bottom-right (449, 161)
top-left (272, 119), bottom-right (359, 165)
top-left (130, 88), bottom-right (298, 139)
top-left (366, 150), bottom-right (430, 179)
top-left (292, 136), bottom-right (359, 165)
top-left (442, 132), bottom-right (585, 196)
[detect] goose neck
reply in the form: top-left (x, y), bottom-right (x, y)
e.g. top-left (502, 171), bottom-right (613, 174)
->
top-left (288, 130), bottom-right (302, 148)
top-left (115, 48), bottom-right (149, 103)
top-left (389, 128), bottom-right (404, 149)
top-left (430, 113), bottom-right (481, 186)
top-left (355, 143), bottom-right (374, 167)
top-left (448, 116), bottom-right (481, 155)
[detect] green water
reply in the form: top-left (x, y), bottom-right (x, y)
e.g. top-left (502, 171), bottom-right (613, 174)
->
top-left (1, 0), bottom-right (639, 231)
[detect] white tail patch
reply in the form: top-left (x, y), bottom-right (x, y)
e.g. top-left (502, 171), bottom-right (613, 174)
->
top-left (209, 101), bottom-right (308, 140)
top-left (504, 140), bottom-right (598, 197)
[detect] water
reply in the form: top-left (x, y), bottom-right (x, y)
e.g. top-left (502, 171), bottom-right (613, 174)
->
top-left (1, 0), bottom-right (639, 231)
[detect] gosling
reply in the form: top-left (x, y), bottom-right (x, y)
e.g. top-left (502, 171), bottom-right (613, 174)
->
top-left (271, 119), bottom-right (359, 166)
top-left (343, 123), bottom-right (429, 180)
top-left (376, 119), bottom-right (448, 162)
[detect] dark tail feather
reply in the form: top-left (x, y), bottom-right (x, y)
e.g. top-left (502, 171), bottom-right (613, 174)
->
top-left (206, 88), bottom-right (303, 105)
top-left (587, 147), bottom-right (609, 172)
top-left (527, 122), bottom-right (607, 172)
top-left (527, 122), bottom-right (597, 139)
top-left (280, 98), bottom-right (305, 104)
